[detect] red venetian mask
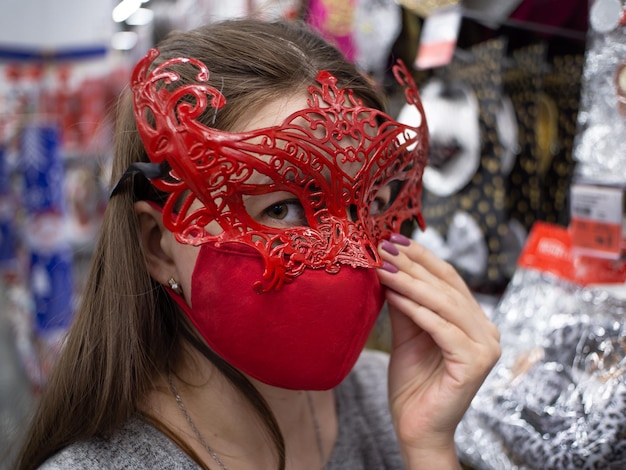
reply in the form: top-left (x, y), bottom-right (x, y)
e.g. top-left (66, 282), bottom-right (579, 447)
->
top-left (130, 48), bottom-right (428, 292)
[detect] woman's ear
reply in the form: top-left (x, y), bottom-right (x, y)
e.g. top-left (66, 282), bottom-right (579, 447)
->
top-left (134, 200), bottom-right (177, 286)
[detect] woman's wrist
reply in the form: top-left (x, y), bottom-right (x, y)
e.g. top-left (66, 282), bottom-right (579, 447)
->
top-left (401, 444), bottom-right (462, 470)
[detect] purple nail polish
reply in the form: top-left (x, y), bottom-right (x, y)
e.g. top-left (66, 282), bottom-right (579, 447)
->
top-left (381, 261), bottom-right (399, 273)
top-left (389, 233), bottom-right (411, 247)
top-left (381, 239), bottom-right (400, 256)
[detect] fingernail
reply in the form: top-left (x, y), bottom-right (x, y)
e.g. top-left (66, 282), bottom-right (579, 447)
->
top-left (389, 233), bottom-right (411, 247)
top-left (381, 261), bottom-right (399, 273)
top-left (381, 239), bottom-right (400, 256)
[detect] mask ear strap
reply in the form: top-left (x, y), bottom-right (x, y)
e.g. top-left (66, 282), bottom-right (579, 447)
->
top-left (109, 161), bottom-right (166, 198)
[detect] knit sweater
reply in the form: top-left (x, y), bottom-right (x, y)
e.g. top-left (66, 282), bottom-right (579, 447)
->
top-left (40, 349), bottom-right (403, 469)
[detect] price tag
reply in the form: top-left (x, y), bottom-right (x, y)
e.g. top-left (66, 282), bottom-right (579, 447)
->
top-left (570, 183), bottom-right (624, 258)
top-left (414, 5), bottom-right (462, 70)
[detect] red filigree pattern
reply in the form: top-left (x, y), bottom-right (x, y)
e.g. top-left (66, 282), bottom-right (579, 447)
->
top-left (132, 48), bottom-right (428, 291)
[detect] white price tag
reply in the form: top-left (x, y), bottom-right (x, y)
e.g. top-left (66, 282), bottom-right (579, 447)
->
top-left (570, 184), bottom-right (623, 224)
top-left (570, 183), bottom-right (624, 258)
top-left (414, 6), bottom-right (462, 70)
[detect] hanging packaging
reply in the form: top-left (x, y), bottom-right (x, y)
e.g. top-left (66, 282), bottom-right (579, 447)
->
top-left (456, 222), bottom-right (626, 469)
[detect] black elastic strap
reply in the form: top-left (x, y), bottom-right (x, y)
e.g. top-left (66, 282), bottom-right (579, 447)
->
top-left (108, 161), bottom-right (165, 198)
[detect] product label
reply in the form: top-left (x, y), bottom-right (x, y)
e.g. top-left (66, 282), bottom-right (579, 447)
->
top-left (518, 222), bottom-right (575, 281)
top-left (414, 6), bottom-right (462, 70)
top-left (518, 221), bottom-right (626, 286)
top-left (570, 183), bottom-right (623, 258)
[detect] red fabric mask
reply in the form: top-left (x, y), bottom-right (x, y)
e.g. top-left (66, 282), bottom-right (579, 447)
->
top-left (170, 242), bottom-right (385, 390)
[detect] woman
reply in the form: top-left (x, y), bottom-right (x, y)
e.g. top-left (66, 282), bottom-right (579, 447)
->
top-left (16, 18), bottom-right (500, 470)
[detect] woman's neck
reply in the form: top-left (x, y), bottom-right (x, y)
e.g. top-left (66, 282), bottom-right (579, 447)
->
top-left (143, 350), bottom-right (337, 470)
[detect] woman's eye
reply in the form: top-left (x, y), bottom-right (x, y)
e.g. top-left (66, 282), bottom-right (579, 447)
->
top-left (267, 203), bottom-right (289, 219)
top-left (262, 200), bottom-right (306, 226)
top-left (370, 197), bottom-right (388, 216)
top-left (370, 180), bottom-right (402, 216)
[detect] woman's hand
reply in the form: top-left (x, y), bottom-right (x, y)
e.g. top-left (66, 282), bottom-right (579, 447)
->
top-left (377, 233), bottom-right (501, 469)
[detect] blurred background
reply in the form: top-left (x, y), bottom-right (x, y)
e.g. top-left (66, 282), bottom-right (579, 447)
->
top-left (5, 1), bottom-right (626, 469)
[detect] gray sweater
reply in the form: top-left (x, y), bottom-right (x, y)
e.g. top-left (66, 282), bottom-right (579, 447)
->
top-left (41, 349), bottom-right (404, 469)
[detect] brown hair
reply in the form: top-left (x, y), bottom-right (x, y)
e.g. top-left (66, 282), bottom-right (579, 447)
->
top-left (15, 18), bottom-right (384, 470)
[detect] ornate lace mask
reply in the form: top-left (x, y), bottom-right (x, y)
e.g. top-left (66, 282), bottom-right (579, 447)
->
top-left (128, 48), bottom-right (428, 291)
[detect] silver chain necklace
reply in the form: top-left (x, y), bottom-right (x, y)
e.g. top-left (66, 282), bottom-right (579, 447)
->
top-left (167, 372), bottom-right (326, 469)
top-left (168, 372), bottom-right (229, 470)
top-left (306, 391), bottom-right (326, 467)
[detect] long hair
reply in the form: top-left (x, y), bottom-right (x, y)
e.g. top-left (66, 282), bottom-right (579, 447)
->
top-left (15, 18), bottom-right (384, 470)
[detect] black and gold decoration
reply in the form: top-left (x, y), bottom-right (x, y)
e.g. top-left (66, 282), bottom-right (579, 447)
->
top-left (453, 38), bottom-right (522, 292)
top-left (504, 43), bottom-right (546, 232)
top-left (414, 38), bottom-right (519, 293)
top-left (541, 53), bottom-right (584, 226)
top-left (504, 46), bottom-right (584, 231)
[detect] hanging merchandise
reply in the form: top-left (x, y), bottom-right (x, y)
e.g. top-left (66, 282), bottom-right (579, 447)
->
top-left (0, 145), bottom-right (17, 270)
top-left (19, 122), bottom-right (75, 388)
top-left (569, 181), bottom-right (624, 260)
top-left (400, 38), bottom-right (524, 292)
top-left (306, 0), bottom-right (357, 61)
top-left (574, 0), bottom-right (626, 184)
top-left (0, 46), bottom-right (122, 394)
top-left (456, 222), bottom-right (626, 469)
top-left (413, 3), bottom-right (462, 70)
top-left (405, 78), bottom-right (481, 198)
top-left (540, 54), bottom-right (585, 226)
top-left (570, 0), bottom-right (626, 260)
top-left (353, 0), bottom-right (402, 80)
top-left (399, 76), bottom-right (488, 280)
top-left (504, 44), bottom-right (546, 232)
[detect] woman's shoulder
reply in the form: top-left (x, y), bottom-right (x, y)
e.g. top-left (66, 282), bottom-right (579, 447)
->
top-left (337, 348), bottom-right (392, 429)
top-left (350, 348), bottom-right (390, 389)
top-left (341, 348), bottom-right (390, 410)
top-left (328, 349), bottom-right (402, 469)
top-left (39, 416), bottom-right (197, 469)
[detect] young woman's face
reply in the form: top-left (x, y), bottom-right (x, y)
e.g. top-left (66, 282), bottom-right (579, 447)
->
top-left (132, 48), bottom-right (426, 389)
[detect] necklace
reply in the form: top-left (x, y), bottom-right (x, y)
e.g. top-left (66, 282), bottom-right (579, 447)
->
top-left (306, 391), bottom-right (326, 467)
top-left (167, 372), bottom-right (326, 469)
top-left (168, 372), bottom-right (229, 470)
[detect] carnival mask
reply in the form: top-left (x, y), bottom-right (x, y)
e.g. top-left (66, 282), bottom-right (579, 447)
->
top-left (128, 48), bottom-right (428, 292)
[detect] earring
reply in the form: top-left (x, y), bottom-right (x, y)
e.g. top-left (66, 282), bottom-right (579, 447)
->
top-left (167, 277), bottom-right (183, 296)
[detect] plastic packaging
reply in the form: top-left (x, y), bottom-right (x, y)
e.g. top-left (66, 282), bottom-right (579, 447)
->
top-left (456, 223), bottom-right (626, 469)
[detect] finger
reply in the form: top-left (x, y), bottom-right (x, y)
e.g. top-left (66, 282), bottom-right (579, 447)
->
top-left (387, 291), bottom-right (500, 384)
top-left (377, 258), bottom-right (491, 344)
top-left (378, 236), bottom-right (491, 337)
top-left (388, 234), bottom-right (472, 297)
top-left (387, 300), bottom-right (424, 349)
top-left (386, 289), bottom-right (500, 375)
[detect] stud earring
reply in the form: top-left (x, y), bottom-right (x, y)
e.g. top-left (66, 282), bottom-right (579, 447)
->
top-left (167, 277), bottom-right (183, 296)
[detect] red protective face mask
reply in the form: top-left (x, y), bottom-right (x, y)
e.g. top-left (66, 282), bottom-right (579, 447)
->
top-left (170, 243), bottom-right (385, 390)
